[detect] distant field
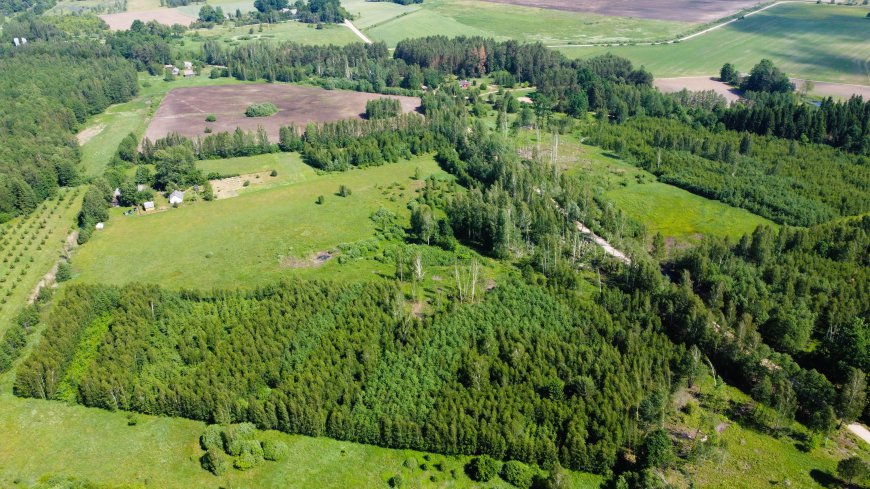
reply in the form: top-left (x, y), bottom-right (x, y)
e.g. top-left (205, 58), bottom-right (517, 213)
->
top-left (100, 8), bottom-right (195, 30)
top-left (72, 155), bottom-right (444, 289)
top-left (559, 3), bottom-right (870, 85)
top-left (179, 21), bottom-right (359, 56)
top-left (477, 0), bottom-right (759, 22)
top-left (143, 84), bottom-right (421, 142)
top-left (357, 0), bottom-right (689, 46)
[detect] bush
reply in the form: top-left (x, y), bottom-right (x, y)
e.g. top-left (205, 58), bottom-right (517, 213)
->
top-left (243, 180), bottom-right (250, 187)
top-left (338, 185), bottom-right (352, 197)
top-left (234, 451), bottom-right (261, 471)
top-left (55, 262), bottom-right (72, 283)
top-left (501, 461), bottom-right (533, 489)
top-left (222, 422), bottom-right (257, 455)
top-left (388, 474), bottom-right (403, 488)
top-left (202, 448), bottom-right (230, 475)
top-left (262, 440), bottom-right (289, 461)
top-left (270, 169), bottom-right (278, 177)
top-left (200, 424), bottom-right (224, 451)
top-left (245, 103), bottom-right (278, 117)
top-left (205, 114), bottom-right (217, 122)
top-left (316, 195), bottom-right (325, 205)
top-left (403, 457), bottom-right (417, 468)
top-left (466, 455), bottom-right (499, 482)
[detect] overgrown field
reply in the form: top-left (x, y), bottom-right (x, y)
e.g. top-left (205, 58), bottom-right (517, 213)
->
top-left (559, 3), bottom-right (870, 85)
top-left (353, 0), bottom-right (689, 46)
top-left (72, 155), bottom-right (448, 288)
top-left (0, 188), bottom-right (83, 336)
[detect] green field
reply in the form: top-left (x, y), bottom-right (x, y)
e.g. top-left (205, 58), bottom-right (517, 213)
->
top-left (181, 20), bottom-right (360, 55)
top-left (72, 154), bottom-right (447, 289)
top-left (353, 0), bottom-right (688, 47)
top-left (558, 3), bottom-right (870, 85)
top-left (0, 188), bottom-right (83, 336)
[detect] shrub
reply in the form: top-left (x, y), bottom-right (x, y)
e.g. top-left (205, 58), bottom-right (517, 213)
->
top-left (466, 455), bottom-right (499, 482)
top-left (338, 185), bottom-right (352, 197)
top-left (270, 169), bottom-right (278, 177)
top-left (403, 457), bottom-right (417, 468)
top-left (205, 114), bottom-right (217, 122)
top-left (243, 180), bottom-right (250, 187)
top-left (262, 440), bottom-right (289, 461)
top-left (55, 262), bottom-right (72, 283)
top-left (234, 451), bottom-right (261, 471)
top-left (838, 456), bottom-right (869, 485)
top-left (200, 424), bottom-right (224, 451)
top-left (222, 422), bottom-right (256, 455)
top-left (501, 461), bottom-right (533, 489)
top-left (316, 195), bottom-right (325, 205)
top-left (245, 103), bottom-right (278, 117)
top-left (202, 448), bottom-right (230, 475)
top-left (388, 474), bottom-right (403, 488)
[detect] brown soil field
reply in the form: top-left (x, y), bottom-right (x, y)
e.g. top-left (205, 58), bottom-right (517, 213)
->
top-left (100, 8), bottom-right (195, 31)
top-left (144, 84), bottom-right (422, 143)
top-left (654, 76), bottom-right (742, 104)
top-left (478, 0), bottom-right (761, 23)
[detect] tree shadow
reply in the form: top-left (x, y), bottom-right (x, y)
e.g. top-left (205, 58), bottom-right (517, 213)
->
top-left (809, 469), bottom-right (839, 488)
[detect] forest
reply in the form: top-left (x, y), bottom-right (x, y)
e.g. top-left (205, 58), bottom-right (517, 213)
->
top-left (16, 279), bottom-right (683, 475)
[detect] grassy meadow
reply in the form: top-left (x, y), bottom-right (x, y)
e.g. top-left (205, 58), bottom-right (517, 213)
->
top-left (71, 154), bottom-right (449, 289)
top-left (0, 188), bottom-right (84, 336)
top-left (351, 0), bottom-right (688, 47)
top-left (558, 3), bottom-right (870, 85)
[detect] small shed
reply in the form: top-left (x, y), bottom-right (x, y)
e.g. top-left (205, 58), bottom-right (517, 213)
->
top-left (143, 201), bottom-right (155, 212)
top-left (95, 222), bottom-right (104, 230)
top-left (169, 190), bottom-right (184, 205)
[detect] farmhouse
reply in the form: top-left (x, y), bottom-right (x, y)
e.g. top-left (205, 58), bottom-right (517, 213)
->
top-left (169, 190), bottom-right (184, 205)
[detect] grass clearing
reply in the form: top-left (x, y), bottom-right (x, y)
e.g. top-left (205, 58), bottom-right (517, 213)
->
top-left (180, 20), bottom-right (359, 54)
top-left (357, 0), bottom-right (688, 47)
top-left (558, 3), bottom-right (870, 85)
top-left (72, 155), bottom-right (446, 289)
top-left (0, 391), bottom-right (602, 488)
top-left (0, 188), bottom-right (83, 335)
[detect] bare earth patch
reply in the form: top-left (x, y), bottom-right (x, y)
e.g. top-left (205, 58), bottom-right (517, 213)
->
top-left (655, 76), bottom-right (742, 105)
top-left (793, 79), bottom-right (870, 100)
top-left (282, 251), bottom-right (335, 268)
top-left (209, 171), bottom-right (276, 199)
top-left (476, 0), bottom-right (760, 23)
top-left (77, 124), bottom-right (105, 145)
top-left (144, 84), bottom-right (421, 143)
top-left (100, 9), bottom-right (195, 31)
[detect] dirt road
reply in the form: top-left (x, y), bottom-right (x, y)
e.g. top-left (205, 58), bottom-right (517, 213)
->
top-left (344, 19), bottom-right (372, 44)
top-left (848, 423), bottom-right (870, 445)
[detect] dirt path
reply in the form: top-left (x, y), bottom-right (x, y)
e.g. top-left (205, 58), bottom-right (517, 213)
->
top-left (848, 423), bottom-right (870, 445)
top-left (344, 19), bottom-right (372, 44)
top-left (574, 222), bottom-right (631, 265)
top-left (27, 230), bottom-right (78, 304)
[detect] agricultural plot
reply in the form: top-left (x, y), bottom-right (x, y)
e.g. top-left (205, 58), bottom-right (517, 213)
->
top-left (559, 3), bottom-right (870, 86)
top-left (0, 188), bottom-right (84, 336)
top-left (477, 0), bottom-right (758, 22)
top-left (100, 8), bottom-right (196, 30)
top-left (143, 84), bottom-right (421, 142)
top-left (180, 21), bottom-right (359, 53)
top-left (72, 155), bottom-right (446, 289)
top-left (358, 0), bottom-right (689, 46)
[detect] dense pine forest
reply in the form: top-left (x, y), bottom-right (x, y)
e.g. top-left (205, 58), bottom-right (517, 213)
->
top-left (16, 280), bottom-right (682, 474)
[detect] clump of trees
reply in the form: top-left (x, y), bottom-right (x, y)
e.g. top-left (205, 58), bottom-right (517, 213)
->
top-left (365, 98), bottom-right (402, 119)
top-left (199, 423), bottom-right (289, 474)
top-left (245, 102), bottom-right (278, 117)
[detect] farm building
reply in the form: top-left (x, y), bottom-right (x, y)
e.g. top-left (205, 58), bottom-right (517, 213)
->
top-left (143, 201), bottom-right (155, 212)
top-left (169, 190), bottom-right (184, 205)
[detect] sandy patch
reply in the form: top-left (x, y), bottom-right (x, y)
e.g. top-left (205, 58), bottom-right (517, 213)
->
top-left (77, 124), bottom-right (105, 145)
top-left (655, 76), bottom-right (742, 105)
top-left (794, 79), bottom-right (870, 100)
top-left (209, 171), bottom-right (276, 199)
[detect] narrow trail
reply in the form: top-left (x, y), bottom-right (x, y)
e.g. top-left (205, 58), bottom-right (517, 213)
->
top-left (344, 19), bottom-right (372, 44)
top-left (543, 191), bottom-right (632, 265)
top-left (545, 1), bottom-right (810, 49)
top-left (848, 423), bottom-right (870, 445)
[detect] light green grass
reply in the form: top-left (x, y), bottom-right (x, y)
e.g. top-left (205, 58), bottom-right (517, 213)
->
top-left (359, 0), bottom-right (688, 47)
top-left (182, 19), bottom-right (359, 52)
top-left (558, 3), bottom-right (870, 85)
top-left (72, 155), bottom-right (445, 289)
top-left (0, 391), bottom-right (603, 488)
top-left (574, 145), bottom-right (774, 242)
top-left (0, 188), bottom-right (83, 334)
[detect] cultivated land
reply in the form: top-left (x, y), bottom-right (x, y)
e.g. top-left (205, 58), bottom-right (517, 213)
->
top-left (143, 84), bottom-right (421, 142)
top-left (0, 189), bottom-right (83, 337)
top-left (559, 3), bottom-right (870, 85)
top-left (353, 0), bottom-right (689, 46)
top-left (100, 8), bottom-right (195, 30)
top-left (72, 155), bottom-right (443, 289)
top-left (179, 21), bottom-right (359, 52)
top-left (654, 76), bottom-right (742, 104)
top-left (477, 0), bottom-right (760, 22)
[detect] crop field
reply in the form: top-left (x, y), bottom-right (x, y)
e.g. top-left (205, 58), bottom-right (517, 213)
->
top-left (477, 0), bottom-right (759, 22)
top-left (356, 0), bottom-right (689, 46)
top-left (0, 188), bottom-right (84, 337)
top-left (100, 8), bottom-right (196, 30)
top-left (72, 155), bottom-right (447, 289)
top-left (559, 3), bottom-right (870, 85)
top-left (143, 84), bottom-right (421, 142)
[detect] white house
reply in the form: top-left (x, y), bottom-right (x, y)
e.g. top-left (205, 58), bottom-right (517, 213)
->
top-left (143, 201), bottom-right (155, 212)
top-left (169, 190), bottom-right (184, 205)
